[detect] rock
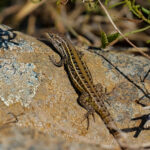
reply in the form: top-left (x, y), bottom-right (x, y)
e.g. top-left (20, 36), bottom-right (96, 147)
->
top-left (0, 24), bottom-right (149, 150)
top-left (0, 126), bottom-right (103, 150)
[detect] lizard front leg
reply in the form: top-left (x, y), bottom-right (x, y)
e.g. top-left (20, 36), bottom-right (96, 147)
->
top-left (78, 92), bottom-right (95, 129)
top-left (49, 55), bottom-right (67, 67)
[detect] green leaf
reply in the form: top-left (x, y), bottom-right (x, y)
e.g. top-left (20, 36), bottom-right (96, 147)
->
top-left (107, 32), bottom-right (119, 43)
top-left (146, 40), bottom-right (150, 44)
top-left (141, 7), bottom-right (150, 15)
top-left (101, 31), bottom-right (108, 48)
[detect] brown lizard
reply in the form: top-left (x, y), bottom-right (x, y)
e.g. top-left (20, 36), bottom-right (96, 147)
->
top-left (45, 32), bottom-right (127, 150)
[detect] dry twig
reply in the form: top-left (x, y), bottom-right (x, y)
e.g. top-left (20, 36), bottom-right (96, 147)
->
top-left (97, 0), bottom-right (150, 60)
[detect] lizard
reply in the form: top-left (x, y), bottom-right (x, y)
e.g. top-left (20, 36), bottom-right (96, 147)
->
top-left (45, 32), bottom-right (127, 150)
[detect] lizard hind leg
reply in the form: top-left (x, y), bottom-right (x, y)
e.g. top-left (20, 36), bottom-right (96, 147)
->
top-left (78, 92), bottom-right (95, 130)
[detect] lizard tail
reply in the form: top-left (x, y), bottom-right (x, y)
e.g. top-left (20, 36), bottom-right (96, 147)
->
top-left (96, 106), bottom-right (128, 150)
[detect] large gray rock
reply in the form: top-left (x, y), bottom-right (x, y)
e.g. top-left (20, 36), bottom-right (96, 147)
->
top-left (0, 24), bottom-right (149, 150)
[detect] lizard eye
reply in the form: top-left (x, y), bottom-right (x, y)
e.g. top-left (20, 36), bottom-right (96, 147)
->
top-left (49, 34), bottom-right (54, 38)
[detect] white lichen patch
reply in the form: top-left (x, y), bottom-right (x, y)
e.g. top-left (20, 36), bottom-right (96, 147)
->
top-left (17, 40), bottom-right (34, 52)
top-left (0, 59), bottom-right (39, 107)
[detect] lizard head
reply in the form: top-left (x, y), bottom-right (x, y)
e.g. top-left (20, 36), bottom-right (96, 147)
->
top-left (45, 32), bottom-right (68, 58)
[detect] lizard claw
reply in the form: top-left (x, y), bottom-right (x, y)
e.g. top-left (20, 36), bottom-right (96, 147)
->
top-left (81, 111), bottom-right (95, 130)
